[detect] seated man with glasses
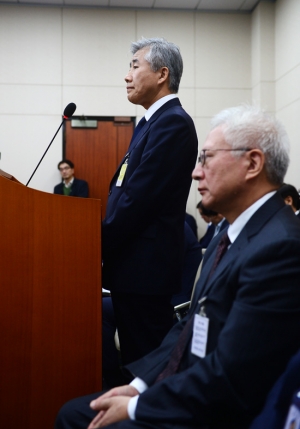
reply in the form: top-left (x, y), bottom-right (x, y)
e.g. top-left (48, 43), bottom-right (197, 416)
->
top-left (54, 159), bottom-right (89, 198)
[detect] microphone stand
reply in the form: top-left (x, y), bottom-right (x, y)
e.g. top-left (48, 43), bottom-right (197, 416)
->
top-left (26, 120), bottom-right (65, 187)
top-left (26, 103), bottom-right (76, 187)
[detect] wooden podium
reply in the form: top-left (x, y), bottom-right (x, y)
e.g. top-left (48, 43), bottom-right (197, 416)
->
top-left (0, 171), bottom-right (102, 429)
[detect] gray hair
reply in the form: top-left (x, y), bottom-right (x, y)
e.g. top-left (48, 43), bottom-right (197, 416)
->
top-left (210, 105), bottom-right (290, 186)
top-left (130, 37), bottom-right (183, 93)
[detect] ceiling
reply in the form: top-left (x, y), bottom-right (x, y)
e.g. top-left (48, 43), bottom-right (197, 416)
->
top-left (0, 0), bottom-right (274, 13)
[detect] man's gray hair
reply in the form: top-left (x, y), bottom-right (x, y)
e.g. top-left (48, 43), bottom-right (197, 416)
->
top-left (131, 37), bottom-right (183, 93)
top-left (211, 105), bottom-right (290, 185)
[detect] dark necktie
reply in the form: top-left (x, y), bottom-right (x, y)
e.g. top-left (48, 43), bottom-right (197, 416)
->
top-left (155, 231), bottom-right (231, 382)
top-left (155, 315), bottom-right (194, 382)
top-left (129, 117), bottom-right (146, 147)
top-left (209, 231), bottom-right (230, 279)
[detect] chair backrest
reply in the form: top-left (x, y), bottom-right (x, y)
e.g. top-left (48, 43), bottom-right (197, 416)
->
top-left (190, 248), bottom-right (206, 303)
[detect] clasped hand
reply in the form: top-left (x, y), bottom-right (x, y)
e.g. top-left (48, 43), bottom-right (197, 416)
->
top-left (87, 384), bottom-right (139, 428)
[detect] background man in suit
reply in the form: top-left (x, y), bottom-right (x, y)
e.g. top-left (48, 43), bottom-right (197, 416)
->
top-left (197, 201), bottom-right (228, 247)
top-left (54, 159), bottom-right (89, 197)
top-left (185, 212), bottom-right (198, 238)
top-left (55, 104), bottom-right (300, 429)
top-left (101, 38), bottom-right (198, 366)
top-left (277, 183), bottom-right (300, 218)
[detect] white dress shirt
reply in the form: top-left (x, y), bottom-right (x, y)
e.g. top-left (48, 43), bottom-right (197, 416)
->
top-left (144, 94), bottom-right (178, 121)
top-left (63, 177), bottom-right (74, 188)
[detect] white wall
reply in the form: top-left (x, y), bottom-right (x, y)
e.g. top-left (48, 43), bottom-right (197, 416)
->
top-left (251, 0), bottom-right (300, 189)
top-left (251, 1), bottom-right (275, 114)
top-left (274, 0), bottom-right (300, 187)
top-left (0, 1), bottom-right (299, 238)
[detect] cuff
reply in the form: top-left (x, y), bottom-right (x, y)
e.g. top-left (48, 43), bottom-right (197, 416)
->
top-left (130, 377), bottom-right (148, 394)
top-left (127, 395), bottom-right (139, 420)
top-left (127, 377), bottom-right (149, 420)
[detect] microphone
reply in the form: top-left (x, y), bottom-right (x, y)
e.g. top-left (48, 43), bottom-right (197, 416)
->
top-left (63, 102), bottom-right (76, 119)
top-left (26, 103), bottom-right (77, 187)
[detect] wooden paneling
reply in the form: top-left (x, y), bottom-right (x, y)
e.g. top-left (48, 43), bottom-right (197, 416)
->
top-left (65, 119), bottom-right (133, 216)
top-left (0, 173), bottom-right (102, 429)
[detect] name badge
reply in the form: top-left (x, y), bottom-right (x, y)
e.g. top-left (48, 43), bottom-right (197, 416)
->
top-left (116, 163), bottom-right (128, 187)
top-left (191, 314), bottom-right (209, 358)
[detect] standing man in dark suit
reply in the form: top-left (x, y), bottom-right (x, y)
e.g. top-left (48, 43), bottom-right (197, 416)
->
top-left (54, 159), bottom-right (89, 198)
top-left (55, 105), bottom-right (300, 429)
top-left (102, 221), bottom-right (202, 389)
top-left (101, 38), bottom-right (198, 366)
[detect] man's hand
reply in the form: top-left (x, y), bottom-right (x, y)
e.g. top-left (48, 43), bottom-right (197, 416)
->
top-left (87, 385), bottom-right (139, 428)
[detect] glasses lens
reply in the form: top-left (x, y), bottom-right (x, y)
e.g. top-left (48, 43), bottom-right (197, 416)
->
top-left (200, 151), bottom-right (205, 166)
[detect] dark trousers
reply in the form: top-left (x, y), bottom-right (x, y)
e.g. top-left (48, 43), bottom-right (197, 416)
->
top-left (102, 297), bottom-right (128, 387)
top-left (55, 391), bottom-right (204, 429)
top-left (111, 292), bottom-right (173, 365)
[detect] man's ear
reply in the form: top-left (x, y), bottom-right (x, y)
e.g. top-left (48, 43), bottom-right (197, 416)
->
top-left (158, 67), bottom-right (169, 85)
top-left (245, 149), bottom-right (265, 181)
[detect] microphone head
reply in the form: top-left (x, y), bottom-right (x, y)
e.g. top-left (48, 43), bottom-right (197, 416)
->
top-left (63, 102), bottom-right (76, 119)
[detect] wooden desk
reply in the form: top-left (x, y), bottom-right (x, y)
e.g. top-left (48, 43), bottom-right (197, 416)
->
top-left (0, 172), bottom-right (102, 429)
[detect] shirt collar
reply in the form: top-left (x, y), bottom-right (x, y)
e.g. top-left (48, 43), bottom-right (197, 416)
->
top-left (213, 218), bottom-right (225, 237)
top-left (63, 177), bottom-right (74, 188)
top-left (144, 94), bottom-right (178, 121)
top-left (227, 191), bottom-right (276, 244)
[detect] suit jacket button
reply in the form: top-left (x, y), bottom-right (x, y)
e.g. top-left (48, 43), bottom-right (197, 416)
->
top-left (108, 190), bottom-right (112, 196)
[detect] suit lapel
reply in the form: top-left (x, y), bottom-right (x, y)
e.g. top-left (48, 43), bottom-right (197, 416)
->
top-left (108, 98), bottom-right (182, 189)
top-left (193, 193), bottom-right (285, 302)
top-left (129, 98), bottom-right (181, 153)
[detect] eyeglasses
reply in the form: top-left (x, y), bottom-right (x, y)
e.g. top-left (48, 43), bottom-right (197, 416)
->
top-left (59, 166), bottom-right (71, 171)
top-left (198, 148), bottom-right (251, 167)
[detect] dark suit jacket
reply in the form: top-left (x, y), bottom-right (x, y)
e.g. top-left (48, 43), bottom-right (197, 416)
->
top-left (250, 348), bottom-right (300, 429)
top-left (127, 193), bottom-right (300, 429)
top-left (53, 177), bottom-right (89, 198)
top-left (102, 98), bottom-right (198, 295)
top-left (199, 222), bottom-right (215, 248)
top-left (185, 212), bottom-right (198, 238)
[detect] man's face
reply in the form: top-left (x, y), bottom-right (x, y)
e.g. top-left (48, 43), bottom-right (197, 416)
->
top-left (125, 48), bottom-right (162, 109)
top-left (59, 163), bottom-right (74, 182)
top-left (192, 126), bottom-right (247, 216)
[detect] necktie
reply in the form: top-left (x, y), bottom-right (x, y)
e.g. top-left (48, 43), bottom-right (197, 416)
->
top-left (209, 231), bottom-right (230, 279)
top-left (155, 231), bottom-right (231, 383)
top-left (129, 117), bottom-right (146, 147)
top-left (155, 315), bottom-right (194, 382)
